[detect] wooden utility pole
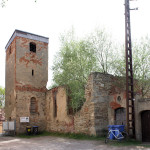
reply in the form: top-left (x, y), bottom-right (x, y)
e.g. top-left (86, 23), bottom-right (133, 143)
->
top-left (125, 0), bottom-right (137, 137)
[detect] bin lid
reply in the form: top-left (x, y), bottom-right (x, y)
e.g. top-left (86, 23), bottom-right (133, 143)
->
top-left (113, 125), bottom-right (125, 127)
top-left (33, 126), bottom-right (38, 127)
top-left (108, 125), bottom-right (125, 128)
top-left (26, 126), bottom-right (31, 128)
top-left (108, 125), bottom-right (116, 128)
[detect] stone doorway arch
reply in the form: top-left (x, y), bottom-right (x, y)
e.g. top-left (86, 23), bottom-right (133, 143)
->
top-left (141, 110), bottom-right (150, 142)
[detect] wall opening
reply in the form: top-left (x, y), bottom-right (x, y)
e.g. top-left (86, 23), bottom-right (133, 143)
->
top-left (115, 107), bottom-right (126, 125)
top-left (141, 110), bottom-right (150, 142)
top-left (53, 91), bottom-right (57, 118)
top-left (32, 69), bottom-right (34, 76)
top-left (30, 42), bottom-right (36, 53)
top-left (67, 95), bottom-right (73, 115)
top-left (30, 97), bottom-right (37, 114)
top-left (9, 46), bottom-right (11, 55)
top-left (117, 96), bottom-right (121, 102)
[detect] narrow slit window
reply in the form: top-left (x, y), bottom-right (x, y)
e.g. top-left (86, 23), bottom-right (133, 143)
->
top-left (30, 42), bottom-right (36, 53)
top-left (32, 69), bottom-right (34, 76)
top-left (9, 46), bottom-right (11, 55)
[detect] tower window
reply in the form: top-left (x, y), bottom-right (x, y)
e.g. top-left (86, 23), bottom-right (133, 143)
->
top-left (30, 97), bottom-right (37, 114)
top-left (32, 69), bottom-right (34, 76)
top-left (30, 42), bottom-right (36, 53)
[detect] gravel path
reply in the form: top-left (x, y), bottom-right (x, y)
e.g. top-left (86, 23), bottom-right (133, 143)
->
top-left (0, 136), bottom-right (150, 150)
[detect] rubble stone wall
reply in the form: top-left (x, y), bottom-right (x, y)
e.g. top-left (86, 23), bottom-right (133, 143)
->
top-left (45, 73), bottom-right (127, 136)
top-left (45, 87), bottom-right (74, 133)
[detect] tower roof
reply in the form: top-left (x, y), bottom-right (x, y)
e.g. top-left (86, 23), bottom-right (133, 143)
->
top-left (5, 30), bottom-right (49, 50)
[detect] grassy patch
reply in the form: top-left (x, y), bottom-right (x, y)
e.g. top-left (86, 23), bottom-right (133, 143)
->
top-left (141, 144), bottom-right (150, 148)
top-left (107, 139), bottom-right (142, 147)
top-left (107, 139), bottom-right (150, 148)
top-left (17, 131), bottom-right (105, 140)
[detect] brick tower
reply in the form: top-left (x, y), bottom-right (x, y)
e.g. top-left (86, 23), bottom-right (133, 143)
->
top-left (5, 30), bottom-right (48, 133)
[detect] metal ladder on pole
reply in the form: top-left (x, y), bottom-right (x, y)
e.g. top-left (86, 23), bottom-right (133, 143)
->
top-left (125, 0), bottom-right (135, 137)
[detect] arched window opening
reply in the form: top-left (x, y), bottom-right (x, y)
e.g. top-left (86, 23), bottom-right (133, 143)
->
top-left (30, 97), bottom-right (37, 113)
top-left (30, 42), bottom-right (36, 53)
top-left (115, 107), bottom-right (126, 125)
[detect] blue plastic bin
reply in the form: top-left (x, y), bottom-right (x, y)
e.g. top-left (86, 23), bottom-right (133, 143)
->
top-left (114, 125), bottom-right (125, 138)
top-left (108, 125), bottom-right (125, 140)
top-left (108, 125), bottom-right (116, 139)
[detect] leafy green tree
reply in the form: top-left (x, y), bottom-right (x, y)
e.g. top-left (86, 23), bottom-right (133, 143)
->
top-left (52, 27), bottom-right (150, 112)
top-left (52, 29), bottom-right (121, 111)
top-left (111, 36), bottom-right (150, 97)
top-left (132, 36), bottom-right (150, 97)
top-left (111, 44), bottom-right (126, 77)
top-left (52, 31), bottom-right (98, 112)
top-left (0, 87), bottom-right (5, 108)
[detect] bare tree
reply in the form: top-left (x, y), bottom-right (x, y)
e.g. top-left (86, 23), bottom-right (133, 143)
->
top-left (88, 28), bottom-right (114, 74)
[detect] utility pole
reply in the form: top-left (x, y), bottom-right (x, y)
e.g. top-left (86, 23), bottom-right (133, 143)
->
top-left (125, 0), bottom-right (138, 137)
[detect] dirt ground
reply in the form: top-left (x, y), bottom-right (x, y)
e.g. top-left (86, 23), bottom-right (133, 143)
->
top-left (0, 136), bottom-right (150, 150)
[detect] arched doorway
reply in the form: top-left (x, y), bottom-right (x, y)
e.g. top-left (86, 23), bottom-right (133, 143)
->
top-left (141, 110), bottom-right (150, 142)
top-left (115, 107), bottom-right (126, 125)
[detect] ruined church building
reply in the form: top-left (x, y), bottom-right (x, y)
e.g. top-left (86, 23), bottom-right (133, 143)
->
top-left (5, 30), bottom-right (150, 142)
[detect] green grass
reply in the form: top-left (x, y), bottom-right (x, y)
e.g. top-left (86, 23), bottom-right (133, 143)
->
top-left (17, 131), bottom-right (105, 140)
top-left (107, 139), bottom-right (142, 147)
top-left (106, 139), bottom-right (150, 148)
top-left (141, 144), bottom-right (150, 148)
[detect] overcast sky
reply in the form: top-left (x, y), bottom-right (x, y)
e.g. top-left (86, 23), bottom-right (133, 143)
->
top-left (0, 0), bottom-right (150, 88)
